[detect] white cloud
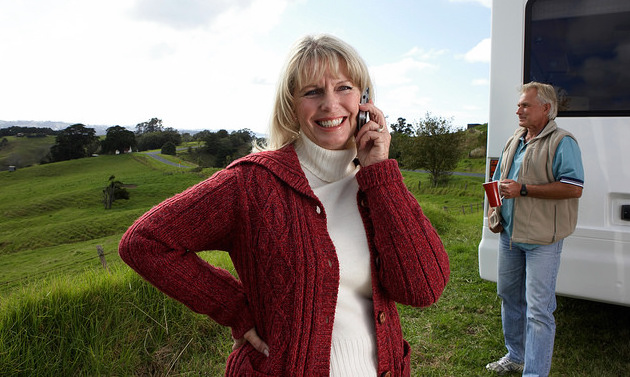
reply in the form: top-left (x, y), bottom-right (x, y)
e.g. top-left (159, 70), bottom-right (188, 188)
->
top-left (130, 0), bottom-right (244, 30)
top-left (379, 85), bottom-right (433, 124)
top-left (371, 58), bottom-right (436, 87)
top-left (371, 48), bottom-right (444, 89)
top-left (449, 0), bottom-right (491, 8)
top-left (0, 1), bottom-right (490, 132)
top-left (402, 47), bottom-right (448, 60)
top-left (464, 38), bottom-right (491, 63)
top-left (0, 0), bottom-right (292, 133)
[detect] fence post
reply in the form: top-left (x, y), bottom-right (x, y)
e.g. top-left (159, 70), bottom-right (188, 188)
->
top-left (97, 245), bottom-right (110, 273)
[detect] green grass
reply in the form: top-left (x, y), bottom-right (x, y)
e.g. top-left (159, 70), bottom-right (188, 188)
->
top-left (0, 153), bottom-right (628, 376)
top-left (455, 156), bottom-right (486, 174)
top-left (0, 153), bottom-right (219, 290)
top-left (0, 135), bottom-right (55, 170)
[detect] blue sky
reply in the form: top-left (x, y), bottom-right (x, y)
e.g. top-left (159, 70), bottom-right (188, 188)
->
top-left (0, 0), bottom-right (491, 134)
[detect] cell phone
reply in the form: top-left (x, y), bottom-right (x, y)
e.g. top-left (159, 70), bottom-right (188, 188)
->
top-left (357, 87), bottom-right (370, 130)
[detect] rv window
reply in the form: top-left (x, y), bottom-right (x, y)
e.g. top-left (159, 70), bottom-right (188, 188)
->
top-left (525, 0), bottom-right (630, 116)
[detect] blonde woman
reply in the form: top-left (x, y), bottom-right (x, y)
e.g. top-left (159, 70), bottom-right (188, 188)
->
top-left (120, 34), bottom-right (449, 377)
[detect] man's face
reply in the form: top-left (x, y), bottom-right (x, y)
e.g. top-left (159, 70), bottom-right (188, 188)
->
top-left (516, 88), bottom-right (550, 130)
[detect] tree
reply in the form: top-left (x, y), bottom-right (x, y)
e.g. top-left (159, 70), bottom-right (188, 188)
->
top-left (135, 118), bottom-right (163, 135)
top-left (101, 126), bottom-right (136, 154)
top-left (181, 132), bottom-right (193, 143)
top-left (103, 175), bottom-right (129, 209)
top-left (390, 117), bottom-right (415, 136)
top-left (49, 124), bottom-right (100, 162)
top-left (136, 128), bottom-right (182, 151)
top-left (161, 141), bottom-right (176, 155)
top-left (402, 113), bottom-right (465, 186)
top-left (191, 128), bottom-right (256, 167)
top-left (389, 117), bottom-right (413, 162)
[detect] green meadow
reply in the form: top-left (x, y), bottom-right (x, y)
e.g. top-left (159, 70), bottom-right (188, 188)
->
top-left (0, 153), bottom-right (628, 376)
top-left (0, 135), bottom-right (55, 170)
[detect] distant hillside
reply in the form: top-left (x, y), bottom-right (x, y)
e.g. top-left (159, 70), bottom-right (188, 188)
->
top-left (0, 120), bottom-right (73, 130)
top-left (0, 135), bottom-right (56, 170)
top-left (0, 120), bottom-right (256, 138)
top-left (0, 120), bottom-right (114, 136)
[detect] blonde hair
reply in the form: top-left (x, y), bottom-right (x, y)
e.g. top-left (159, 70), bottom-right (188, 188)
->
top-left (258, 34), bottom-right (373, 151)
top-left (521, 82), bottom-right (558, 120)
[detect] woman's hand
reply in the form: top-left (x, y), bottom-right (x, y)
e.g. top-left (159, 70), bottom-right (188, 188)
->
top-left (232, 327), bottom-right (269, 357)
top-left (355, 101), bottom-right (391, 167)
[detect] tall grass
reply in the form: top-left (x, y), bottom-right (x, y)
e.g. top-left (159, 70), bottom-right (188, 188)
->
top-left (0, 264), bottom-right (232, 376)
top-left (1, 154), bottom-right (628, 376)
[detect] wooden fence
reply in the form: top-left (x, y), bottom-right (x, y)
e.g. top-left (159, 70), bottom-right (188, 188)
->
top-left (442, 201), bottom-right (485, 215)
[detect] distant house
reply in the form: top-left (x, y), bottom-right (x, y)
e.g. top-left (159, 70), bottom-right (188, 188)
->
top-left (8, 166), bottom-right (16, 172)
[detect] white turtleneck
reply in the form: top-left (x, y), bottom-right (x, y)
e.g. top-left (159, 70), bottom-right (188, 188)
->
top-left (294, 135), bottom-right (378, 377)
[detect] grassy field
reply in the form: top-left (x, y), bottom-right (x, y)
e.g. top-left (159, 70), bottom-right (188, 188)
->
top-left (0, 152), bottom-right (628, 376)
top-left (0, 135), bottom-right (56, 170)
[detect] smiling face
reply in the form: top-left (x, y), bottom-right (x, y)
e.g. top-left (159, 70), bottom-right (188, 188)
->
top-left (293, 66), bottom-right (361, 150)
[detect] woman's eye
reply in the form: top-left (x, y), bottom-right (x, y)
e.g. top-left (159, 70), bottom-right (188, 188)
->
top-left (303, 89), bottom-right (321, 97)
top-left (338, 85), bottom-right (353, 91)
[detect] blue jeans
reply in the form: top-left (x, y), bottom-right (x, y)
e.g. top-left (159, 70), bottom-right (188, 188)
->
top-left (498, 232), bottom-right (563, 377)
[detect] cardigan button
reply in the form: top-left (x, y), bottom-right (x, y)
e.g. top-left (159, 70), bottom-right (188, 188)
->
top-left (380, 371), bottom-right (392, 377)
top-left (360, 199), bottom-right (368, 207)
top-left (378, 311), bottom-right (387, 324)
top-left (315, 205), bottom-right (322, 214)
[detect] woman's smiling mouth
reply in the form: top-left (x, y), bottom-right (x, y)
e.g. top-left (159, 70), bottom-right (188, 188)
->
top-left (316, 117), bottom-right (346, 128)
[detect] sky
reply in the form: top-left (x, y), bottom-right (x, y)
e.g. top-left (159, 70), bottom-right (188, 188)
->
top-left (0, 0), bottom-right (491, 135)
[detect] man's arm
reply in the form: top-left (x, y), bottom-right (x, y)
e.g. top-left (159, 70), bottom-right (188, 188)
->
top-left (500, 179), bottom-right (582, 200)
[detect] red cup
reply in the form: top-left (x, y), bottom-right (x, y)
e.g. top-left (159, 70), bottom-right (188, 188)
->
top-left (483, 180), bottom-right (503, 207)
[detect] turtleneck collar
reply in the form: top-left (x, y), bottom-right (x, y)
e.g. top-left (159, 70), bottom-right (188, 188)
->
top-left (294, 134), bottom-right (358, 183)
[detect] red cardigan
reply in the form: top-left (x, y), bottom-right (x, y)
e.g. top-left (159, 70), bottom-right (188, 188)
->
top-left (119, 145), bottom-right (449, 377)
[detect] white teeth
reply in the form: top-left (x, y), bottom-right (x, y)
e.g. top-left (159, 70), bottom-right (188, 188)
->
top-left (317, 118), bottom-right (344, 128)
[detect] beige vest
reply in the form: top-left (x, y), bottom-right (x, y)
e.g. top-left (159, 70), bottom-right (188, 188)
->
top-left (499, 120), bottom-right (580, 245)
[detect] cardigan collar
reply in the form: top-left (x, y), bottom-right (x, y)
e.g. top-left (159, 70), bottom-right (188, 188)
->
top-left (226, 144), bottom-right (314, 198)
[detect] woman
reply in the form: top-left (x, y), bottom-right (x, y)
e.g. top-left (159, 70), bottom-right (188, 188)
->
top-left (119, 34), bottom-right (449, 377)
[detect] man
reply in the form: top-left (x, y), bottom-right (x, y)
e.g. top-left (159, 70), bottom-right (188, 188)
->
top-left (486, 82), bottom-right (584, 376)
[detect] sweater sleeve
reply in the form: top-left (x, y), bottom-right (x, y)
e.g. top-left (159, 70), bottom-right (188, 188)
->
top-left (118, 168), bottom-right (255, 339)
top-left (356, 159), bottom-right (450, 307)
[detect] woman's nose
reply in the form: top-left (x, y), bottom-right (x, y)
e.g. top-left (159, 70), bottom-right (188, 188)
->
top-left (320, 92), bottom-right (338, 111)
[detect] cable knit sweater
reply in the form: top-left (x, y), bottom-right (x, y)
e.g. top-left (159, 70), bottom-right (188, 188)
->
top-left (119, 144), bottom-right (450, 377)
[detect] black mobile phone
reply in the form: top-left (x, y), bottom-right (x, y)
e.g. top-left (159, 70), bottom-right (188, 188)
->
top-left (357, 87), bottom-right (370, 130)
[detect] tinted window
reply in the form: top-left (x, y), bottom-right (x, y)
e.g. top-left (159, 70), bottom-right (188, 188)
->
top-left (525, 0), bottom-right (630, 116)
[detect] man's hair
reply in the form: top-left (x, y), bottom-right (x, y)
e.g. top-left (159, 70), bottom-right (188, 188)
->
top-left (521, 82), bottom-right (558, 120)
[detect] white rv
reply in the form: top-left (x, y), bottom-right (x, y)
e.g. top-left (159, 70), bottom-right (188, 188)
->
top-left (478, 0), bottom-right (630, 306)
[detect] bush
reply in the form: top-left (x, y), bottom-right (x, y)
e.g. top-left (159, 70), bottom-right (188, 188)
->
top-left (161, 142), bottom-right (176, 155)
